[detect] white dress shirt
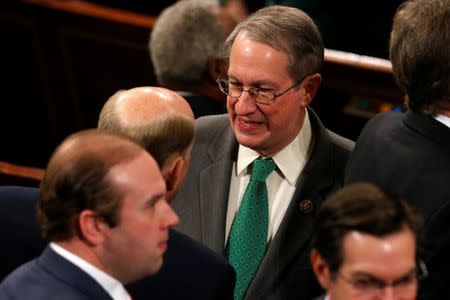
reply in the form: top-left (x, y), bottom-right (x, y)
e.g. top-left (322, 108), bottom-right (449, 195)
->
top-left (434, 114), bottom-right (450, 128)
top-left (225, 110), bottom-right (313, 244)
top-left (50, 243), bottom-right (131, 300)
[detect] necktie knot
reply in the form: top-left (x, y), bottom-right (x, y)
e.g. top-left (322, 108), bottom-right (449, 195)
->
top-left (251, 158), bottom-right (276, 182)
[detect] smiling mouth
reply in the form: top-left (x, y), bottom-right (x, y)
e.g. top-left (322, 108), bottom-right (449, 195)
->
top-left (238, 118), bottom-right (264, 127)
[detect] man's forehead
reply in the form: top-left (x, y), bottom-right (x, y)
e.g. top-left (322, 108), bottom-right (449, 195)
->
top-left (341, 229), bottom-right (416, 267)
top-left (228, 34), bottom-right (291, 84)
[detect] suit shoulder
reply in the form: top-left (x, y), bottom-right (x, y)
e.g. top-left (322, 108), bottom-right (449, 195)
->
top-left (354, 112), bottom-right (403, 147)
top-left (0, 260), bottom-right (50, 299)
top-left (327, 130), bottom-right (354, 153)
top-left (169, 230), bottom-right (232, 270)
top-left (0, 259), bottom-right (102, 300)
top-left (195, 114), bottom-right (229, 138)
top-left (363, 112), bottom-right (403, 133)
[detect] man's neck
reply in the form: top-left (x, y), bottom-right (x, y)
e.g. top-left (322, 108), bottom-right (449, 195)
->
top-left (56, 239), bottom-right (104, 271)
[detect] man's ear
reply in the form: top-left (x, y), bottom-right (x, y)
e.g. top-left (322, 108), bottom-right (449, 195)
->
top-left (310, 249), bottom-right (332, 290)
top-left (162, 155), bottom-right (188, 204)
top-left (78, 210), bottom-right (107, 246)
top-left (207, 58), bottom-right (227, 83)
top-left (300, 73), bottom-right (322, 106)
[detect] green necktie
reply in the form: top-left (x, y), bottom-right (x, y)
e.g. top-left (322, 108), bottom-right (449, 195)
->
top-left (227, 157), bottom-right (277, 300)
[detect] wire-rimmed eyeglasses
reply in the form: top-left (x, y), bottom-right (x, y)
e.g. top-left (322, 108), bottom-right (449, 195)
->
top-left (216, 77), bottom-right (302, 104)
top-left (337, 261), bottom-right (427, 297)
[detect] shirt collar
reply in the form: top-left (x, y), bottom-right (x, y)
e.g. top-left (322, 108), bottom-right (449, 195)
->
top-left (434, 114), bottom-right (450, 128)
top-left (236, 109), bottom-right (312, 185)
top-left (50, 242), bottom-right (131, 300)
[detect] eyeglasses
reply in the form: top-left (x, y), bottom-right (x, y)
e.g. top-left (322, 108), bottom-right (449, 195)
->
top-left (337, 261), bottom-right (427, 296)
top-left (216, 77), bottom-right (301, 104)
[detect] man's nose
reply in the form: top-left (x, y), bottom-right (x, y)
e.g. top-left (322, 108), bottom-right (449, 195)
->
top-left (380, 286), bottom-right (396, 300)
top-left (163, 201), bottom-right (180, 228)
top-left (234, 91), bottom-right (258, 115)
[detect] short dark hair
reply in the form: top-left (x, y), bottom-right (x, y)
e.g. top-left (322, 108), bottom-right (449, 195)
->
top-left (312, 183), bottom-right (424, 275)
top-left (224, 5), bottom-right (324, 82)
top-left (38, 130), bottom-right (145, 241)
top-left (389, 0), bottom-right (450, 114)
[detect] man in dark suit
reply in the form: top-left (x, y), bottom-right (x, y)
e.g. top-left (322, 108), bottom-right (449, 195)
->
top-left (311, 183), bottom-right (425, 300)
top-left (172, 6), bottom-right (353, 300)
top-left (344, 0), bottom-right (449, 299)
top-left (149, 0), bottom-right (237, 118)
top-left (99, 87), bottom-right (236, 300)
top-left (0, 130), bottom-right (179, 299)
top-left (0, 186), bottom-right (45, 282)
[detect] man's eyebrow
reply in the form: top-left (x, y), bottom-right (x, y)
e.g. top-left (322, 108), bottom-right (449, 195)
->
top-left (227, 75), bottom-right (276, 87)
top-left (351, 267), bottom-right (417, 281)
top-left (144, 192), bottom-right (165, 206)
top-left (350, 272), bottom-right (379, 278)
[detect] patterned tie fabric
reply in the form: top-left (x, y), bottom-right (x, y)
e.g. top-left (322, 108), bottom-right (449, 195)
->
top-left (227, 157), bottom-right (277, 300)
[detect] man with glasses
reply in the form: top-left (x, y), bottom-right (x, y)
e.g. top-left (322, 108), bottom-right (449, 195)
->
top-left (172, 5), bottom-right (353, 300)
top-left (311, 183), bottom-right (426, 300)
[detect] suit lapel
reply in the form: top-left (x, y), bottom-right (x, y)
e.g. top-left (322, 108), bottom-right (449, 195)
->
top-left (37, 246), bottom-right (113, 300)
top-left (199, 117), bottom-right (238, 254)
top-left (246, 109), bottom-right (339, 298)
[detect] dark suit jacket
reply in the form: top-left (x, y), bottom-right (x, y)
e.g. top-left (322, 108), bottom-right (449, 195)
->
top-left (127, 229), bottom-right (235, 300)
top-left (345, 111), bottom-right (450, 300)
top-left (0, 246), bottom-right (113, 299)
top-left (0, 186), bottom-right (46, 282)
top-left (172, 108), bottom-right (354, 299)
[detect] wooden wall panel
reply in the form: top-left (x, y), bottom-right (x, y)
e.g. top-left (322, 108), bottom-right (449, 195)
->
top-left (0, 1), bottom-right (156, 168)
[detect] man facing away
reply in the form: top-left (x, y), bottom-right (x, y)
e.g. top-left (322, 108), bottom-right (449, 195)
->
top-left (172, 5), bottom-right (354, 300)
top-left (149, 0), bottom-right (237, 118)
top-left (311, 183), bottom-right (425, 300)
top-left (345, 0), bottom-right (450, 298)
top-left (98, 87), bottom-right (236, 300)
top-left (0, 129), bottom-right (179, 299)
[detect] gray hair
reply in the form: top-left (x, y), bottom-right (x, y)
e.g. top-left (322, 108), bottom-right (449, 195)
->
top-left (150, 0), bottom-right (226, 87)
top-left (389, 0), bottom-right (450, 115)
top-left (224, 5), bottom-right (324, 81)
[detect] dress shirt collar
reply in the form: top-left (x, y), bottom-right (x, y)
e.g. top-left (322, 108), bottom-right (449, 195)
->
top-left (50, 242), bottom-right (131, 300)
top-left (236, 109), bottom-right (312, 185)
top-left (434, 113), bottom-right (450, 128)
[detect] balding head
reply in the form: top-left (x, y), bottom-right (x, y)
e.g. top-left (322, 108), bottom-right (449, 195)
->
top-left (98, 87), bottom-right (195, 202)
top-left (113, 87), bottom-right (194, 127)
top-left (38, 129), bottom-right (156, 241)
top-left (99, 87), bottom-right (194, 168)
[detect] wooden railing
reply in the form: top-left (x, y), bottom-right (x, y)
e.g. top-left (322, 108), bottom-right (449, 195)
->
top-left (324, 49), bottom-right (392, 74)
top-left (0, 161), bottom-right (44, 187)
top-left (24, 0), bottom-right (156, 28)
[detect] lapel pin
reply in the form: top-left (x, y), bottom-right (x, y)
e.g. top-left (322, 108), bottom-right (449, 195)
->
top-left (300, 199), bottom-right (313, 213)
